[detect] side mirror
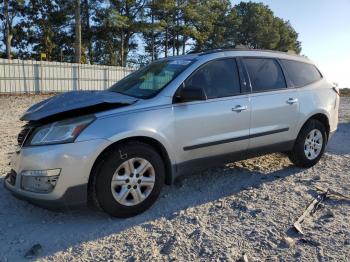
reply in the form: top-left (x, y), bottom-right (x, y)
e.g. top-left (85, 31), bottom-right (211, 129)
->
top-left (176, 86), bottom-right (207, 103)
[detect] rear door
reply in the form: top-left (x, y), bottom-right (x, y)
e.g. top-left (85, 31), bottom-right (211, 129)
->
top-left (173, 58), bottom-right (251, 166)
top-left (242, 57), bottom-right (300, 150)
top-left (279, 59), bottom-right (328, 130)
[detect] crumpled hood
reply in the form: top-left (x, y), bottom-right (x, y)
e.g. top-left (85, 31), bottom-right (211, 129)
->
top-left (21, 90), bottom-right (138, 121)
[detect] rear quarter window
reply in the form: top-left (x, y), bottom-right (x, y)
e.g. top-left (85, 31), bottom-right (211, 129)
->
top-left (280, 59), bottom-right (322, 87)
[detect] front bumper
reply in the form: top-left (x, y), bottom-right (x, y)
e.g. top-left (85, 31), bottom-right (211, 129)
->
top-left (4, 138), bottom-right (110, 209)
top-left (4, 179), bottom-right (87, 209)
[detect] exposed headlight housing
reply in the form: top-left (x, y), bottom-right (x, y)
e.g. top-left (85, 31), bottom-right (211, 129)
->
top-left (28, 115), bottom-right (95, 146)
top-left (21, 169), bottom-right (61, 193)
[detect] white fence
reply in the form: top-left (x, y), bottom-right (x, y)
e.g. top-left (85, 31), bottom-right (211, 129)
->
top-left (0, 58), bottom-right (135, 93)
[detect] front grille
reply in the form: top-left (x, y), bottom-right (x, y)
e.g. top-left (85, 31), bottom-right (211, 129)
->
top-left (17, 123), bottom-right (36, 146)
top-left (5, 170), bottom-right (17, 186)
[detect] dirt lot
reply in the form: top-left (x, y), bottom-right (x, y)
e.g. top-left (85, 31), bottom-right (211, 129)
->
top-left (0, 95), bottom-right (349, 261)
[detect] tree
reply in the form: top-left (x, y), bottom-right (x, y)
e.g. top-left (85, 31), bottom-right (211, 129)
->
top-left (155, 0), bottom-right (176, 57)
top-left (142, 0), bottom-right (175, 60)
top-left (19, 0), bottom-right (72, 61)
top-left (179, 1), bottom-right (301, 54)
top-left (233, 2), bottom-right (301, 53)
top-left (115, 0), bottom-right (147, 66)
top-left (70, 0), bottom-right (102, 63)
top-left (142, 0), bottom-right (159, 61)
top-left (178, 0), bottom-right (234, 52)
top-left (93, 0), bottom-right (146, 66)
top-left (274, 18), bottom-right (301, 53)
top-left (0, 0), bottom-right (302, 63)
top-left (81, 0), bottom-right (102, 63)
top-left (74, 0), bottom-right (81, 63)
top-left (142, 0), bottom-right (192, 59)
top-left (0, 0), bottom-right (24, 59)
top-left (177, 0), bottom-right (195, 54)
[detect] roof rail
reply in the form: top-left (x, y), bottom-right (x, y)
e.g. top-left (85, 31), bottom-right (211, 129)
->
top-left (196, 48), bottom-right (301, 57)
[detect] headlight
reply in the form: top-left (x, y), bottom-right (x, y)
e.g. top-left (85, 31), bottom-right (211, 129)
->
top-left (28, 115), bottom-right (95, 146)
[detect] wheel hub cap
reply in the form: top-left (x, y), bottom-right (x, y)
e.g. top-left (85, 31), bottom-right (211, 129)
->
top-left (111, 158), bottom-right (155, 206)
top-left (304, 129), bottom-right (323, 160)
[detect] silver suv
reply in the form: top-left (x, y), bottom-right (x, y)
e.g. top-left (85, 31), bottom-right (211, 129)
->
top-left (5, 49), bottom-right (339, 217)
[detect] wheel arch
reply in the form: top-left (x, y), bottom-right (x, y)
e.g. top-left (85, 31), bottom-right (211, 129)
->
top-left (88, 136), bottom-right (174, 194)
top-left (299, 112), bottom-right (330, 139)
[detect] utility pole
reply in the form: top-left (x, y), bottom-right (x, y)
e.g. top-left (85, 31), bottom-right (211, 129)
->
top-left (74, 0), bottom-right (81, 63)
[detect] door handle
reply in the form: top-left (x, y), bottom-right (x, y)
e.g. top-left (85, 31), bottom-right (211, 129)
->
top-left (286, 98), bottom-right (298, 104)
top-left (232, 105), bottom-right (248, 112)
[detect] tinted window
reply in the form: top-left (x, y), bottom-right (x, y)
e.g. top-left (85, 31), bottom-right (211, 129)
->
top-left (184, 59), bottom-right (241, 99)
top-left (243, 58), bottom-right (286, 92)
top-left (280, 59), bottom-right (322, 87)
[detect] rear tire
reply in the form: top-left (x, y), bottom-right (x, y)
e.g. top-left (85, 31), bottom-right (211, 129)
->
top-left (288, 119), bottom-right (327, 168)
top-left (90, 141), bottom-right (165, 218)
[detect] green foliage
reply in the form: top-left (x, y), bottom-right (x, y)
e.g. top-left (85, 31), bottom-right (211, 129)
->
top-left (234, 2), bottom-right (301, 52)
top-left (0, 0), bottom-right (25, 58)
top-left (15, 0), bottom-right (73, 60)
top-left (340, 88), bottom-right (350, 97)
top-left (92, 0), bottom-right (145, 66)
top-left (180, 0), bottom-right (231, 51)
top-left (0, 0), bottom-right (302, 65)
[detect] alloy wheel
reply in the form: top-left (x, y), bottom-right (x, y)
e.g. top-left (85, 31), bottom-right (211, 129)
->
top-left (110, 158), bottom-right (155, 206)
top-left (304, 129), bottom-right (323, 160)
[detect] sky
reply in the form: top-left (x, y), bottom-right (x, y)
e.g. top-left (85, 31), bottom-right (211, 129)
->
top-left (237, 0), bottom-right (350, 88)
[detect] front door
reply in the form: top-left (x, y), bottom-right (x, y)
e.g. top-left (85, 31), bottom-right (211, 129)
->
top-left (172, 58), bottom-right (251, 169)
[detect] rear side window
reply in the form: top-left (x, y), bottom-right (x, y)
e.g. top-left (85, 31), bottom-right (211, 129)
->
top-left (184, 59), bottom-right (241, 99)
top-left (243, 58), bottom-right (286, 92)
top-left (280, 59), bottom-right (322, 87)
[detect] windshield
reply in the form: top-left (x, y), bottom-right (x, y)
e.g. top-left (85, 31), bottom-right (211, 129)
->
top-left (109, 59), bottom-right (194, 99)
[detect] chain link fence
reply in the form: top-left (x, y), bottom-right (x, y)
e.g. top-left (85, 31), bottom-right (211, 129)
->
top-left (0, 58), bottom-right (135, 93)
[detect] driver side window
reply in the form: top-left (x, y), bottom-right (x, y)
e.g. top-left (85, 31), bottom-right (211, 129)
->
top-left (184, 59), bottom-right (241, 99)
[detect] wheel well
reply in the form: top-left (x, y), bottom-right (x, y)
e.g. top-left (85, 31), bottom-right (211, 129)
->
top-left (89, 136), bottom-right (173, 188)
top-left (306, 113), bottom-right (330, 137)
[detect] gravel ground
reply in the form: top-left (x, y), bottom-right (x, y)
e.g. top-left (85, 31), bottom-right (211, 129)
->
top-left (0, 95), bottom-right (349, 261)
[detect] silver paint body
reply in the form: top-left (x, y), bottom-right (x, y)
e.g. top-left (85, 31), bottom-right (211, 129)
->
top-left (6, 50), bottom-right (340, 203)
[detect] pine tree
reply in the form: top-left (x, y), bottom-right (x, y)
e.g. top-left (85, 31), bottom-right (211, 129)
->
top-left (0, 0), bottom-right (302, 63)
top-left (81, 0), bottom-right (101, 63)
top-left (233, 2), bottom-right (301, 53)
top-left (74, 0), bottom-right (81, 63)
top-left (93, 0), bottom-right (146, 66)
top-left (19, 0), bottom-right (72, 61)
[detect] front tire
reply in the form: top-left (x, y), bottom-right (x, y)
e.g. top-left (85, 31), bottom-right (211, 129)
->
top-left (288, 119), bottom-right (327, 168)
top-left (90, 142), bottom-right (165, 218)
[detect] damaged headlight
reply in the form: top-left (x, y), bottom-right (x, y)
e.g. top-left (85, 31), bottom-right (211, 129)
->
top-left (28, 115), bottom-right (95, 146)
